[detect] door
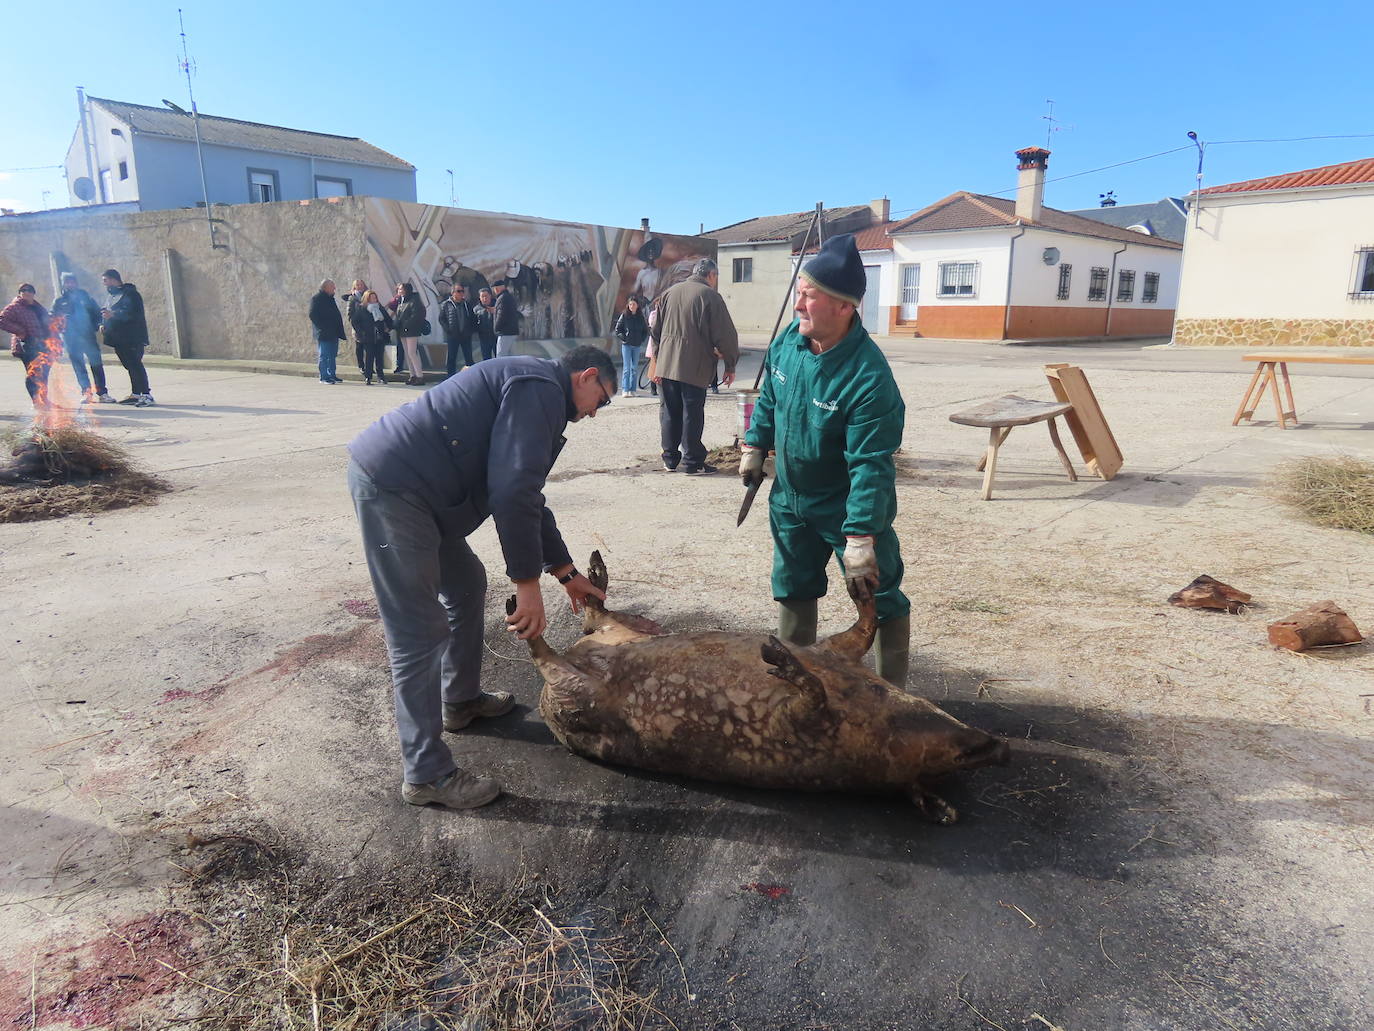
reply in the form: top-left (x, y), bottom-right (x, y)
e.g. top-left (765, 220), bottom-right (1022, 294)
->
top-left (862, 266), bottom-right (881, 328)
top-left (900, 264), bottom-right (920, 321)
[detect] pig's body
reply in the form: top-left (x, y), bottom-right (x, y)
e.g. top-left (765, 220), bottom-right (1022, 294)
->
top-left (525, 554), bottom-right (1009, 823)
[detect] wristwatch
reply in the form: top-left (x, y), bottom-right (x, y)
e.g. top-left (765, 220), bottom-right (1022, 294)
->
top-left (556, 568), bottom-right (579, 585)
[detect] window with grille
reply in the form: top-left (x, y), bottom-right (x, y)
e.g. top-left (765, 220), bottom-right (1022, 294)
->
top-left (1142, 272), bottom-right (1160, 303)
top-left (937, 261), bottom-right (978, 298)
top-left (1088, 266), bottom-right (1108, 301)
top-left (1116, 270), bottom-right (1136, 302)
top-left (1056, 263), bottom-right (1072, 301)
top-left (732, 257), bottom-right (753, 283)
top-left (1352, 248), bottom-right (1374, 297)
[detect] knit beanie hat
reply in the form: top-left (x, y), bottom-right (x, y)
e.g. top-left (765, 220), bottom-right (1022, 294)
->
top-left (799, 233), bottom-right (865, 306)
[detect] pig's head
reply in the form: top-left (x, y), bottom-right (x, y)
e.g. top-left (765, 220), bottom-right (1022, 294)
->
top-left (885, 705), bottom-right (1011, 782)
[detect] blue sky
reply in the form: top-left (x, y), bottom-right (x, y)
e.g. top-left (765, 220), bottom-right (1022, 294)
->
top-left (4, 0), bottom-right (1369, 233)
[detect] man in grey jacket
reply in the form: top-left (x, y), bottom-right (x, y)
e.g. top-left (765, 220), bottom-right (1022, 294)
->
top-left (347, 345), bottom-right (616, 809)
top-left (650, 258), bottom-right (740, 474)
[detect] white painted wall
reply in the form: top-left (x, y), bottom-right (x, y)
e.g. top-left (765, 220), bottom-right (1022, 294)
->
top-left (1010, 228), bottom-right (1181, 308)
top-left (715, 241), bottom-right (795, 333)
top-left (888, 229), bottom-right (1013, 307)
top-left (1177, 186), bottom-right (1374, 319)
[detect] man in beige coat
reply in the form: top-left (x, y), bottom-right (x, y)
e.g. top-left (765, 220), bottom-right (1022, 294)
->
top-left (650, 258), bottom-right (740, 474)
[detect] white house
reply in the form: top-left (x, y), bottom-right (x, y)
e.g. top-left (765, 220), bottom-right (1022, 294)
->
top-left (707, 201), bottom-right (887, 332)
top-left (1174, 156), bottom-right (1374, 347)
top-left (64, 94), bottom-right (416, 211)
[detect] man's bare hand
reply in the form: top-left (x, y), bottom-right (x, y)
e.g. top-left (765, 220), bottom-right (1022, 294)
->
top-left (562, 574), bottom-right (606, 615)
top-left (506, 580), bottom-right (547, 640)
top-left (721, 370), bottom-right (736, 387)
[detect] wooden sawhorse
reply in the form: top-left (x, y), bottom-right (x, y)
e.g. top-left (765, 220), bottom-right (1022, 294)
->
top-left (948, 395), bottom-right (1077, 500)
top-left (1234, 352), bottom-right (1374, 429)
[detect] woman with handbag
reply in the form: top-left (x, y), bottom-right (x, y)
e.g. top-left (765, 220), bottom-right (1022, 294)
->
top-left (350, 290), bottom-right (393, 385)
top-left (394, 282), bottom-right (428, 386)
top-left (612, 296), bottom-right (649, 398)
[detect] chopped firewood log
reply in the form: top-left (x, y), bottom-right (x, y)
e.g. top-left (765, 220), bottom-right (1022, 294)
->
top-left (1266, 602), bottom-right (1363, 652)
top-left (1168, 575), bottom-right (1252, 613)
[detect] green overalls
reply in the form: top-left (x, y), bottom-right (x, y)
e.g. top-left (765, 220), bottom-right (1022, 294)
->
top-left (745, 317), bottom-right (909, 623)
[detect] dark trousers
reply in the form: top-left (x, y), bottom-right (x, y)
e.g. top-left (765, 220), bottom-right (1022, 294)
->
top-left (18, 340), bottom-right (53, 401)
top-left (360, 341), bottom-right (386, 380)
top-left (113, 342), bottom-right (150, 395)
top-left (659, 378), bottom-right (707, 468)
top-left (445, 335), bottom-right (475, 376)
top-left (476, 333), bottom-right (496, 362)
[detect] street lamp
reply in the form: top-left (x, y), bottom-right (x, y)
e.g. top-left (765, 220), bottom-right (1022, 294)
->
top-left (1187, 131), bottom-right (1206, 229)
top-left (445, 169), bottom-right (456, 207)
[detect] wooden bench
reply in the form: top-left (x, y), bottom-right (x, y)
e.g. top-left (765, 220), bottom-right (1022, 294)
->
top-left (948, 395), bottom-right (1077, 500)
top-left (1234, 352), bottom-right (1374, 429)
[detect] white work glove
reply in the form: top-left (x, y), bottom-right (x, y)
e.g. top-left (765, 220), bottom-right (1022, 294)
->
top-left (842, 536), bottom-right (879, 590)
top-left (740, 445), bottom-right (765, 488)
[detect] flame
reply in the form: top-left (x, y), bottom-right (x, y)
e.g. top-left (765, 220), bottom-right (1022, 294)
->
top-left (26, 315), bottom-right (92, 432)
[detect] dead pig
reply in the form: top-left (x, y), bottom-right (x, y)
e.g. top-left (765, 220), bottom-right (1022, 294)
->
top-left (517, 553), bottom-right (1009, 823)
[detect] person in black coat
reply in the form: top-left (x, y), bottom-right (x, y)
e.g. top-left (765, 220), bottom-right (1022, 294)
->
top-left (472, 287), bottom-right (497, 361)
top-left (612, 295), bottom-right (649, 397)
top-left (308, 278), bottom-right (347, 384)
top-left (394, 282), bottom-right (428, 386)
top-left (438, 283), bottom-right (477, 376)
top-left (349, 289), bottom-right (393, 385)
top-left (492, 279), bottom-right (521, 356)
top-left (100, 269), bottom-right (155, 404)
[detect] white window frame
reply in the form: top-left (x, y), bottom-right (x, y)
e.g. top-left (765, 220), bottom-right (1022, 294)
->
top-left (247, 168), bottom-right (280, 203)
top-left (314, 175), bottom-right (353, 199)
top-left (1351, 248), bottom-right (1374, 298)
top-left (732, 257), bottom-right (753, 283)
top-left (936, 261), bottom-right (979, 299)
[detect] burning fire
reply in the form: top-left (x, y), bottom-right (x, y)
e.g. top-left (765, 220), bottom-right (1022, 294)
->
top-left (26, 314), bottom-right (90, 432)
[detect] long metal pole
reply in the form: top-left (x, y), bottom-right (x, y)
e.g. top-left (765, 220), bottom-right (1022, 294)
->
top-left (179, 9), bottom-right (214, 246)
top-left (76, 87), bottom-right (95, 203)
top-left (752, 205), bottom-right (822, 391)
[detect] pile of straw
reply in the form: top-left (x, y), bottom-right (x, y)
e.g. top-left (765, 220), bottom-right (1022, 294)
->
top-left (180, 855), bottom-right (675, 1031)
top-left (1272, 455), bottom-right (1374, 536)
top-left (0, 427), bottom-right (169, 522)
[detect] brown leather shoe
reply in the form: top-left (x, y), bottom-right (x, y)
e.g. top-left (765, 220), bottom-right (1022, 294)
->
top-left (402, 768), bottom-right (501, 809)
top-left (443, 690), bottom-right (516, 731)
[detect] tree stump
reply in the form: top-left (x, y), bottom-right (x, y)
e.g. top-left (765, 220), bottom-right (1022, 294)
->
top-left (1168, 575), bottom-right (1252, 614)
top-left (1266, 602), bottom-right (1363, 652)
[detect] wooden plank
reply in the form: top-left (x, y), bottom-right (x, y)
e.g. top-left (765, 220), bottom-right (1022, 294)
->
top-left (1240, 353), bottom-right (1374, 365)
top-left (1043, 364), bottom-right (1123, 480)
top-left (948, 395), bottom-right (1073, 428)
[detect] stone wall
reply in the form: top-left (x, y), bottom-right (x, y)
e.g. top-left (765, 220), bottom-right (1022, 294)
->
top-left (1174, 317), bottom-right (1374, 348)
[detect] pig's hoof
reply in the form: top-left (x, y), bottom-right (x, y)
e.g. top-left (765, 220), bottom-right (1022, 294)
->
top-left (911, 789), bottom-right (958, 825)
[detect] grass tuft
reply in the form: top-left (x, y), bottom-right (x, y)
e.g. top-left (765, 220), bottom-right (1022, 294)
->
top-left (1272, 455), bottom-right (1374, 536)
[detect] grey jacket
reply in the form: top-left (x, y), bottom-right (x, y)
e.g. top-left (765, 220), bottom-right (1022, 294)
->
top-left (347, 356), bottom-right (575, 580)
top-left (650, 274), bottom-right (739, 388)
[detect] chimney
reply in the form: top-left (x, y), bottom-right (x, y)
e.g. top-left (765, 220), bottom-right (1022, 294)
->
top-left (869, 197), bottom-right (890, 224)
top-left (641, 217), bottom-right (650, 233)
top-left (1014, 147), bottom-right (1050, 223)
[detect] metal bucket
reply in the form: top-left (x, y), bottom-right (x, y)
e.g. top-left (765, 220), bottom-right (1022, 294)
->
top-left (736, 389), bottom-right (760, 439)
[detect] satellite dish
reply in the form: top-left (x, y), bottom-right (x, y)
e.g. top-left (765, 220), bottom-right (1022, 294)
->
top-left (1042, 246), bottom-right (1060, 266)
top-left (73, 177), bottom-right (96, 202)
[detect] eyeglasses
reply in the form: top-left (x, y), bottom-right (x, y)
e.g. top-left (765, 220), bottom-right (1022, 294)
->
top-left (596, 380), bottom-right (613, 409)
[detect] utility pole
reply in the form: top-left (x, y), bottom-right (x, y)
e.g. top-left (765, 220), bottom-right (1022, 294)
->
top-left (445, 169), bottom-right (456, 206)
top-left (1187, 131), bottom-right (1206, 230)
top-left (178, 9), bottom-right (215, 246)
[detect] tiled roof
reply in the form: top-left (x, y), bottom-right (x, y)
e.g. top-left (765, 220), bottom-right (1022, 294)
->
top-left (90, 97), bottom-right (414, 170)
top-left (798, 222), bottom-right (894, 254)
top-left (888, 191), bottom-right (1182, 249)
top-left (1199, 156), bottom-right (1374, 195)
top-left (708, 204), bottom-right (872, 244)
top-left (1065, 198), bottom-right (1188, 244)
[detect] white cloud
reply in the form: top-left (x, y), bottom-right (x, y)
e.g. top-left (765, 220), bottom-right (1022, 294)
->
top-left (0, 173), bottom-right (11, 182)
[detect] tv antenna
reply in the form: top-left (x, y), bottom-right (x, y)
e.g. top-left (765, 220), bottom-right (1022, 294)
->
top-left (1042, 99), bottom-right (1074, 150)
top-left (177, 8), bottom-right (216, 246)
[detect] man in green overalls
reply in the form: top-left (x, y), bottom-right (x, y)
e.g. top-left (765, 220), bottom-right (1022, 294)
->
top-left (740, 234), bottom-right (910, 686)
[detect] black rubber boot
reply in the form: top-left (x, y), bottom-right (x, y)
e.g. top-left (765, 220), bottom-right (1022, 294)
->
top-left (777, 599), bottom-right (818, 646)
top-left (876, 613), bottom-right (911, 688)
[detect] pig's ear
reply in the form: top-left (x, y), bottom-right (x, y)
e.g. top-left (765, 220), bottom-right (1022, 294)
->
top-left (761, 636), bottom-right (827, 714)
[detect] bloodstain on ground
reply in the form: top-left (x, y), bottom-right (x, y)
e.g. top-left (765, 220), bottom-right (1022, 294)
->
top-left (342, 598), bottom-right (379, 620)
top-left (741, 882), bottom-right (791, 900)
top-left (0, 912), bottom-right (196, 1029)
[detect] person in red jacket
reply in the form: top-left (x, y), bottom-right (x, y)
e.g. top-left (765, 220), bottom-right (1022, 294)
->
top-left (0, 284), bottom-right (54, 406)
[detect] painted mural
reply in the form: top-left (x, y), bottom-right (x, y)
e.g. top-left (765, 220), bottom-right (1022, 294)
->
top-left (363, 199), bottom-right (712, 359)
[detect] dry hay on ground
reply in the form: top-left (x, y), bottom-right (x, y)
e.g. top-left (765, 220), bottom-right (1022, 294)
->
top-left (175, 839), bottom-right (675, 1031)
top-left (1272, 455), bottom-right (1374, 535)
top-left (0, 426), bottom-right (169, 522)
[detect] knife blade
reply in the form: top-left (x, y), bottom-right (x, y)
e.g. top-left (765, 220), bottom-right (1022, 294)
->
top-left (736, 479), bottom-right (762, 527)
